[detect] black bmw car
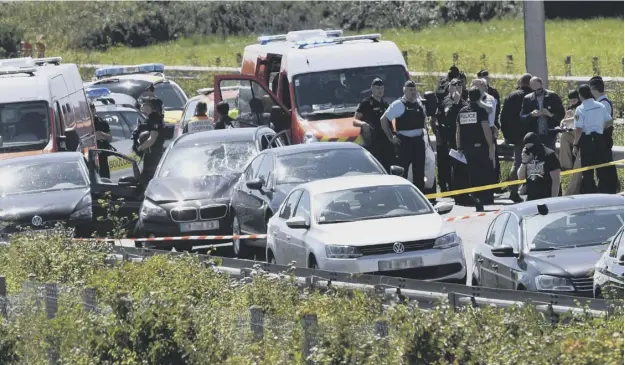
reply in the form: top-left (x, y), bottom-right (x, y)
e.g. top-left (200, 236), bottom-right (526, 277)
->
top-left (472, 194), bottom-right (624, 297)
top-left (230, 142), bottom-right (405, 258)
top-left (0, 150), bottom-right (144, 240)
top-left (134, 126), bottom-right (287, 251)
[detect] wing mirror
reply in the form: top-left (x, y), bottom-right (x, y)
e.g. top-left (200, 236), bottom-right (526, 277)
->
top-left (491, 246), bottom-right (517, 257)
top-left (434, 202), bottom-right (454, 215)
top-left (118, 176), bottom-right (138, 187)
top-left (286, 216), bottom-right (310, 229)
top-left (619, 254), bottom-right (624, 266)
top-left (59, 128), bottom-right (80, 151)
top-left (246, 178), bottom-right (264, 190)
top-left (390, 165), bottom-right (404, 176)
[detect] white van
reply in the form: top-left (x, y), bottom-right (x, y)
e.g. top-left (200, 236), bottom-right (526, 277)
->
top-left (0, 57), bottom-right (96, 160)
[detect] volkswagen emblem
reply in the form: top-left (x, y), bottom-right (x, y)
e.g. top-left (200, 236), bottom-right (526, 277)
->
top-left (31, 216), bottom-right (43, 227)
top-left (393, 242), bottom-right (405, 254)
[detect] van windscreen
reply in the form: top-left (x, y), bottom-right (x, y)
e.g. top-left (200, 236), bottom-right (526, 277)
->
top-left (0, 101), bottom-right (50, 152)
top-left (293, 65), bottom-right (408, 120)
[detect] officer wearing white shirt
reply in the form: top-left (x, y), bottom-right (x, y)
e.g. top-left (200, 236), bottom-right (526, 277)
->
top-left (380, 80), bottom-right (427, 191)
top-left (590, 76), bottom-right (618, 194)
top-left (573, 84), bottom-right (613, 194)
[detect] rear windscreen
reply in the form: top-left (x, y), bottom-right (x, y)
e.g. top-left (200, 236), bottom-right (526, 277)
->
top-left (0, 101), bottom-right (50, 153)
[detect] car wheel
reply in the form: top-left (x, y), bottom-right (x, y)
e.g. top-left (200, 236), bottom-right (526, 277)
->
top-left (267, 249), bottom-right (276, 264)
top-left (309, 255), bottom-right (319, 270)
top-left (232, 213), bottom-right (250, 259)
top-left (595, 287), bottom-right (604, 299)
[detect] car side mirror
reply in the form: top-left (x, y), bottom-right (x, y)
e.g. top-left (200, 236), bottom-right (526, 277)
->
top-left (118, 176), bottom-right (138, 187)
top-left (286, 216), bottom-right (310, 229)
top-left (390, 165), bottom-right (404, 176)
top-left (619, 254), bottom-right (624, 266)
top-left (163, 124), bottom-right (175, 140)
top-left (246, 178), bottom-right (264, 190)
top-left (60, 128), bottom-right (80, 151)
top-left (491, 246), bottom-right (516, 257)
top-left (434, 202), bottom-right (454, 215)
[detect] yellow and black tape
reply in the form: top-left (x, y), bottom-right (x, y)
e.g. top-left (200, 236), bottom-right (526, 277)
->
top-left (108, 153), bottom-right (141, 172)
top-left (425, 159), bottom-right (624, 199)
top-left (319, 136), bottom-right (362, 144)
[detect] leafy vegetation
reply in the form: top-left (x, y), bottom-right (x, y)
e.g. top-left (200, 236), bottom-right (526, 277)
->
top-left (0, 224), bottom-right (622, 364)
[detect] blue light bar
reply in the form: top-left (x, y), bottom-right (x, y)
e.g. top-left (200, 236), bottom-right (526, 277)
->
top-left (295, 34), bottom-right (382, 49)
top-left (295, 38), bottom-right (338, 49)
top-left (258, 34), bottom-right (288, 45)
top-left (94, 63), bottom-right (165, 78)
top-left (86, 87), bottom-right (112, 99)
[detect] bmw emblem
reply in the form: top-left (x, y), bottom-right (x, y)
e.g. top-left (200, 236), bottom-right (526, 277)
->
top-left (31, 216), bottom-right (43, 227)
top-left (393, 242), bottom-right (405, 254)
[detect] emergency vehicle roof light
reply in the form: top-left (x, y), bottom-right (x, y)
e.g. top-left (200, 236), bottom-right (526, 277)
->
top-left (95, 63), bottom-right (166, 78)
top-left (0, 57), bottom-right (36, 69)
top-left (295, 33), bottom-right (382, 49)
top-left (258, 34), bottom-right (288, 45)
top-left (86, 87), bottom-right (112, 99)
top-left (324, 30), bottom-right (344, 38)
top-left (334, 33), bottom-right (382, 43)
top-left (33, 57), bottom-right (62, 66)
top-left (0, 67), bottom-right (37, 76)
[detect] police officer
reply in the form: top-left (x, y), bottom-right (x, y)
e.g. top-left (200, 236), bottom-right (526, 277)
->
top-left (455, 87), bottom-right (493, 211)
top-left (435, 78), bottom-right (465, 192)
top-left (476, 70), bottom-right (501, 127)
top-left (183, 101), bottom-right (212, 134)
top-left (91, 102), bottom-right (113, 179)
top-left (134, 97), bottom-right (165, 186)
top-left (590, 76), bottom-right (618, 194)
top-left (143, 84), bottom-right (164, 116)
top-left (573, 84), bottom-right (613, 194)
top-left (560, 90), bottom-right (584, 196)
top-left (517, 132), bottom-right (561, 201)
top-left (214, 101), bottom-right (235, 130)
top-left (380, 80), bottom-right (427, 191)
top-left (353, 78), bottom-right (394, 172)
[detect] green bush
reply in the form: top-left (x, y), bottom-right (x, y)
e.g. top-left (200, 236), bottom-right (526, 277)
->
top-left (0, 229), bottom-right (622, 364)
top-left (0, 21), bottom-right (23, 58)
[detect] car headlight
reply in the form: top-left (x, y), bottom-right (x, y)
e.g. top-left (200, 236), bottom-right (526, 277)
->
top-left (325, 245), bottom-right (362, 259)
top-left (433, 232), bottom-right (461, 249)
top-left (140, 200), bottom-right (167, 219)
top-left (534, 275), bottom-right (575, 292)
top-left (303, 132), bottom-right (319, 143)
top-left (70, 195), bottom-right (92, 220)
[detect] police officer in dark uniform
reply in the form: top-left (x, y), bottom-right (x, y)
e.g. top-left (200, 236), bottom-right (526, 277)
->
top-left (91, 102), bottom-right (113, 179)
top-left (133, 97), bottom-right (165, 186)
top-left (353, 78), bottom-right (394, 172)
top-left (380, 80), bottom-right (428, 191)
top-left (435, 78), bottom-right (465, 192)
top-left (455, 87), bottom-right (494, 211)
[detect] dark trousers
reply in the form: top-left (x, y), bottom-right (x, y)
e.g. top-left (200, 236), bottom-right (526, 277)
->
top-left (436, 138), bottom-right (453, 192)
top-left (139, 150), bottom-right (163, 187)
top-left (98, 154), bottom-right (110, 179)
top-left (465, 144), bottom-right (493, 203)
top-left (367, 139), bottom-right (396, 174)
top-left (397, 134), bottom-right (425, 192)
top-left (598, 127), bottom-right (619, 194)
top-left (580, 133), bottom-right (610, 194)
top-left (507, 143), bottom-right (524, 196)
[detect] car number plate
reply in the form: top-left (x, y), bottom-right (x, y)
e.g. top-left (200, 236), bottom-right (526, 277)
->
top-left (378, 257), bottom-right (423, 271)
top-left (180, 220), bottom-right (219, 232)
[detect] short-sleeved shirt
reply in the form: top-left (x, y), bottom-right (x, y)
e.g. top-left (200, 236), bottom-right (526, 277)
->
top-left (94, 116), bottom-right (111, 150)
top-left (381, 96), bottom-right (427, 137)
top-left (574, 99), bottom-right (611, 134)
top-left (526, 147), bottom-right (560, 201)
top-left (145, 112), bottom-right (165, 152)
top-left (356, 96), bottom-right (389, 144)
top-left (482, 93), bottom-right (497, 127)
top-left (597, 95), bottom-right (613, 117)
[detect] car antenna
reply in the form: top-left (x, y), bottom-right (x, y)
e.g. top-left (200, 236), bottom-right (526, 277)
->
top-left (537, 204), bottom-right (549, 215)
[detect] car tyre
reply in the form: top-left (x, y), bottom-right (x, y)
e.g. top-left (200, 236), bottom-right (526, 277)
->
top-left (267, 249), bottom-right (277, 264)
top-left (309, 255), bottom-right (319, 270)
top-left (232, 213), bottom-right (251, 259)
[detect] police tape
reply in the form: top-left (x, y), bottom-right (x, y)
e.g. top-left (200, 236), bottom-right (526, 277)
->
top-left (73, 234), bottom-right (267, 243)
top-left (425, 159), bottom-right (624, 199)
top-left (443, 210), bottom-right (501, 222)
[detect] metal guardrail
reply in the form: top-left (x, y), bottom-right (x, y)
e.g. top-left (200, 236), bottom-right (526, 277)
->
top-left (110, 246), bottom-right (619, 315)
top-left (77, 63), bottom-right (625, 83)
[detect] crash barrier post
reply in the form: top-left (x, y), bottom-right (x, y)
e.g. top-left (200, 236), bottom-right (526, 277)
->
top-left (424, 159), bottom-right (625, 200)
top-left (249, 305), bottom-right (265, 342)
top-left (302, 313), bottom-right (318, 365)
top-left (0, 276), bottom-right (6, 319)
top-left (83, 287), bottom-right (97, 312)
top-left (45, 283), bottom-right (59, 365)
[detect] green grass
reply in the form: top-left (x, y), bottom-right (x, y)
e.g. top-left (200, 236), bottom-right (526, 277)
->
top-left (54, 18), bottom-right (624, 76)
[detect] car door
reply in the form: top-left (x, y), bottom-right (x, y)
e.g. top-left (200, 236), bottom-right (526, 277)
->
top-left (87, 149), bottom-right (143, 237)
top-left (495, 214), bottom-right (523, 290)
top-left (233, 154), bottom-right (265, 233)
top-left (288, 190), bottom-right (311, 267)
top-left (272, 189), bottom-right (303, 265)
top-left (475, 213), bottom-right (509, 288)
top-left (248, 154), bottom-right (275, 234)
top-left (604, 229), bottom-right (624, 297)
top-left (213, 75), bottom-right (291, 133)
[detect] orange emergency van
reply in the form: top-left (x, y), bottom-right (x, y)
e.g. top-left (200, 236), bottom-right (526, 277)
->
top-left (210, 30), bottom-right (411, 144)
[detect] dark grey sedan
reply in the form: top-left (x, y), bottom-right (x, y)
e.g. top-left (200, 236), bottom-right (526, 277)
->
top-left (471, 194), bottom-right (624, 297)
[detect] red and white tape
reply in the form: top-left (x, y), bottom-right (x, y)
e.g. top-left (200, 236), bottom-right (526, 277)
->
top-left (133, 234), bottom-right (267, 242)
top-left (444, 210), bottom-right (500, 222)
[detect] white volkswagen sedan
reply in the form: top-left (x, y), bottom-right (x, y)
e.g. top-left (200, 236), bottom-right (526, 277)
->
top-left (266, 175), bottom-right (466, 283)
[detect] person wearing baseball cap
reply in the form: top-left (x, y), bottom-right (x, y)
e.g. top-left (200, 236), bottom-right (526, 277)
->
top-left (379, 79), bottom-right (428, 191)
top-left (589, 76), bottom-right (618, 193)
top-left (517, 131), bottom-right (561, 201)
top-left (353, 77), bottom-right (394, 172)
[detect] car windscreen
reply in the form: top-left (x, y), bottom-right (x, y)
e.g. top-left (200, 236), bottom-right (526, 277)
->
top-left (157, 141), bottom-right (257, 178)
top-left (141, 83), bottom-right (186, 111)
top-left (525, 206), bottom-right (624, 251)
top-left (0, 161), bottom-right (88, 196)
top-left (0, 101), bottom-right (50, 153)
top-left (95, 80), bottom-right (152, 100)
top-left (275, 149), bottom-right (383, 185)
top-left (293, 65), bottom-right (407, 120)
top-left (314, 184), bottom-right (433, 224)
top-left (182, 99), bottom-right (200, 124)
